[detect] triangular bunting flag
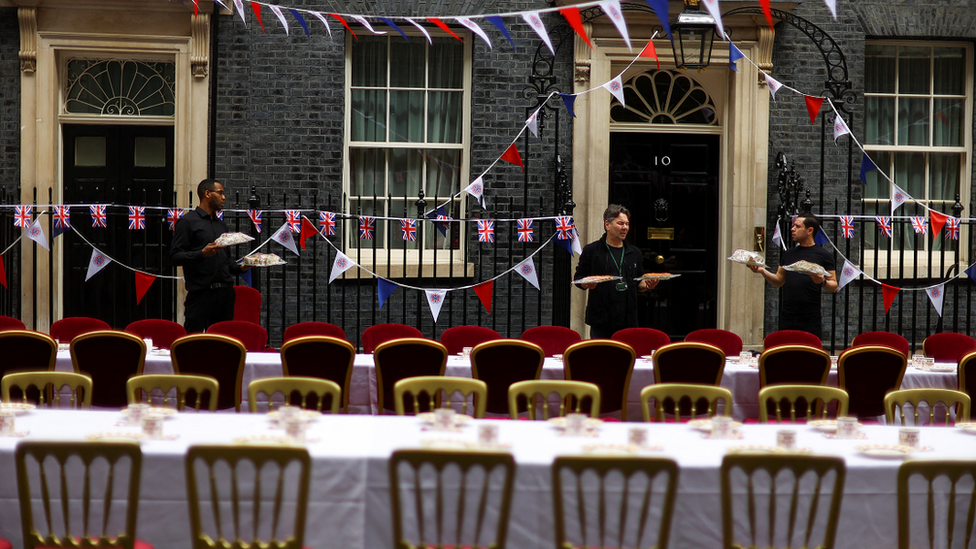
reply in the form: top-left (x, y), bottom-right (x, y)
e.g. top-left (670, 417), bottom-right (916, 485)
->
top-left (329, 252), bottom-right (356, 283)
top-left (378, 17), bottom-right (408, 41)
top-left (486, 16), bottom-right (516, 50)
top-left (500, 143), bottom-right (524, 171)
top-left (515, 257), bottom-right (540, 291)
top-left (425, 289), bottom-right (448, 322)
top-left (836, 260), bottom-right (861, 291)
top-left (926, 284), bottom-right (945, 317)
top-left (641, 38), bottom-right (661, 70)
top-left (804, 95), bottom-right (825, 124)
top-left (764, 74), bottom-right (784, 101)
top-left (571, 227), bottom-right (582, 255)
top-left (859, 153), bottom-right (878, 183)
top-left (603, 75), bottom-right (626, 108)
top-left (427, 18), bottom-right (462, 41)
top-left (729, 42), bottom-right (743, 72)
top-left (249, 1), bottom-right (265, 33)
top-left (882, 283), bottom-right (900, 314)
top-left (352, 15), bottom-right (385, 35)
top-left (457, 17), bottom-right (492, 49)
top-left (377, 278), bottom-right (398, 309)
top-left (268, 5), bottom-right (288, 35)
top-left (329, 13), bottom-right (358, 40)
top-left (52, 205), bottom-right (71, 238)
top-left (772, 221), bottom-right (787, 251)
top-left (247, 209), bottom-right (263, 233)
top-left (463, 177), bottom-right (486, 208)
top-left (559, 7), bottom-right (592, 48)
top-left (473, 280), bottom-right (493, 313)
top-left (930, 210), bottom-right (949, 236)
top-left (299, 217), bottom-right (319, 250)
top-left (758, 0), bottom-right (775, 29)
top-left (560, 93), bottom-right (577, 118)
top-left (26, 218), bottom-right (49, 251)
top-left (645, 0), bottom-right (672, 41)
top-left (891, 184), bottom-right (911, 216)
top-left (272, 222), bottom-right (300, 255)
top-left (525, 108), bottom-right (540, 138)
top-left (239, 268), bottom-right (252, 288)
top-left (0, 254), bottom-right (7, 289)
top-left (288, 9), bottom-right (310, 37)
top-left (521, 11), bottom-right (555, 56)
top-left (86, 249), bottom-right (112, 281)
top-left (833, 115), bottom-right (851, 144)
top-left (598, 1), bottom-right (631, 51)
top-left (824, 0), bottom-right (838, 20)
top-left (966, 263), bottom-right (976, 284)
top-left (233, 0), bottom-right (246, 26)
top-left (814, 227), bottom-right (829, 246)
top-left (701, 0), bottom-right (725, 37)
top-left (135, 272), bottom-right (156, 305)
top-left (311, 12), bottom-right (333, 37)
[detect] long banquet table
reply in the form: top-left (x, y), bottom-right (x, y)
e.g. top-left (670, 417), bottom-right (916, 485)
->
top-left (1, 410), bottom-right (974, 549)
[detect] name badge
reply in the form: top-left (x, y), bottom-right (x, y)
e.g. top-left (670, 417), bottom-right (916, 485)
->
top-left (616, 281), bottom-right (628, 292)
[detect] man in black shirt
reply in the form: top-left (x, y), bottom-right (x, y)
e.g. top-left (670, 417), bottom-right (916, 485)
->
top-left (750, 214), bottom-right (837, 338)
top-left (171, 179), bottom-right (250, 333)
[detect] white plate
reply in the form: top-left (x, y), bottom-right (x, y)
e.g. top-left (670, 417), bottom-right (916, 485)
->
top-left (726, 445), bottom-right (786, 455)
top-left (822, 431), bottom-right (868, 440)
top-left (122, 407), bottom-right (177, 417)
top-left (87, 432), bottom-right (146, 441)
top-left (855, 444), bottom-right (915, 458)
top-left (0, 403), bottom-right (36, 415)
top-left (571, 275), bottom-right (622, 285)
top-left (782, 261), bottom-right (832, 277)
top-left (634, 273), bottom-right (681, 281)
top-left (214, 232), bottom-right (255, 247)
top-left (416, 413), bottom-right (473, 425)
top-left (955, 422), bottom-right (976, 434)
top-left (150, 349), bottom-right (171, 356)
top-left (687, 419), bottom-right (743, 432)
top-left (547, 417), bottom-right (603, 429)
top-left (728, 249), bottom-right (766, 267)
top-left (582, 444), bottom-right (637, 455)
top-left (808, 420), bottom-right (862, 433)
top-left (928, 365), bottom-right (955, 372)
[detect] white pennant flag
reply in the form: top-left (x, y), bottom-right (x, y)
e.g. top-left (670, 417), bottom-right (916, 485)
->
top-left (701, 0), bottom-right (725, 37)
top-left (571, 227), bottom-right (583, 256)
top-left (603, 75), bottom-right (626, 108)
top-left (214, 0), bottom-right (230, 10)
top-left (515, 257), bottom-right (540, 291)
top-left (823, 0), bottom-right (838, 20)
top-left (268, 5), bottom-right (289, 35)
top-left (598, 1), bottom-right (631, 51)
top-left (456, 17), bottom-right (492, 49)
top-left (891, 184), bottom-right (911, 216)
top-left (764, 74), bottom-right (784, 101)
top-left (271, 222), bottom-right (300, 255)
top-left (329, 251), bottom-right (357, 283)
top-left (833, 115), bottom-right (851, 144)
top-left (352, 15), bottom-right (385, 35)
top-left (26, 218), bottom-right (49, 251)
top-left (86, 248), bottom-right (112, 281)
top-left (406, 19), bottom-right (433, 44)
top-left (836, 259), bottom-right (862, 291)
top-left (926, 284), bottom-right (945, 317)
top-left (425, 289), bottom-right (448, 322)
top-left (772, 221), bottom-right (787, 251)
top-left (522, 12), bottom-right (555, 56)
top-left (525, 107), bottom-right (541, 138)
top-left (311, 12), bottom-right (333, 37)
top-left (463, 177), bottom-right (487, 208)
top-left (233, 0), bottom-right (247, 26)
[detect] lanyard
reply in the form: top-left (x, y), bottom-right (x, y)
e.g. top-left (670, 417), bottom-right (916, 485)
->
top-left (605, 242), bottom-right (625, 277)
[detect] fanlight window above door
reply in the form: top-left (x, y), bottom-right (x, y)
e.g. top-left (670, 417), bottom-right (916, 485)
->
top-left (610, 70), bottom-right (718, 125)
top-left (63, 59), bottom-right (176, 116)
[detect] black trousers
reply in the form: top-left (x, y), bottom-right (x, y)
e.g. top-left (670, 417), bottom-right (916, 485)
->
top-left (780, 314), bottom-right (822, 340)
top-left (184, 287), bottom-right (236, 334)
top-left (589, 324), bottom-right (627, 339)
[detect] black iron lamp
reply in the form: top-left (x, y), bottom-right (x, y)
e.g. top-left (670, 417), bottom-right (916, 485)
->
top-left (670, 0), bottom-right (718, 70)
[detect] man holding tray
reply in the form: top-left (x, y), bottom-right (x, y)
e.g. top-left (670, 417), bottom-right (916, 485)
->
top-left (172, 178), bottom-right (250, 333)
top-left (749, 214), bottom-right (837, 338)
top-left (574, 204), bottom-right (658, 339)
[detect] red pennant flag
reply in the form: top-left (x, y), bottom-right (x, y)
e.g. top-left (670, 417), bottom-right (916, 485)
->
top-left (249, 2), bottom-right (266, 33)
top-left (930, 210), bottom-right (949, 236)
top-left (758, 0), bottom-right (775, 30)
top-left (299, 217), bottom-right (319, 250)
top-left (804, 95), bottom-right (825, 125)
top-left (639, 38), bottom-right (660, 70)
top-left (881, 283), bottom-right (900, 314)
top-left (192, 0), bottom-right (199, 17)
top-left (135, 272), bottom-right (156, 305)
top-left (427, 18), bottom-right (463, 42)
top-left (0, 254), bottom-right (7, 289)
top-left (473, 281), bottom-right (493, 313)
top-left (500, 143), bottom-right (524, 171)
top-left (558, 8), bottom-right (592, 48)
top-left (329, 14), bottom-right (358, 40)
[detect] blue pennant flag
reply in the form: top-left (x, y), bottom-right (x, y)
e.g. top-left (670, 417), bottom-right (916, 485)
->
top-left (377, 278), bottom-right (398, 309)
top-left (645, 0), bottom-right (672, 41)
top-left (966, 263), bottom-right (976, 284)
top-left (555, 235), bottom-right (574, 255)
top-left (814, 227), bottom-right (829, 246)
top-left (288, 9), bottom-right (310, 37)
top-left (239, 268), bottom-right (253, 288)
top-left (730, 43), bottom-right (745, 72)
top-left (560, 93), bottom-right (577, 118)
top-left (859, 152), bottom-right (877, 184)
top-left (486, 16), bottom-right (516, 51)
top-left (378, 17), bottom-right (409, 41)
top-left (426, 205), bottom-right (448, 236)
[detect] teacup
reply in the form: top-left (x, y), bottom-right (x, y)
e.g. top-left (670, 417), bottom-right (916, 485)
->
top-left (127, 403), bottom-right (150, 427)
top-left (141, 413), bottom-right (164, 439)
top-left (899, 427), bottom-right (920, 449)
top-left (0, 410), bottom-right (15, 436)
top-left (777, 429), bottom-right (797, 450)
top-left (836, 416), bottom-right (860, 439)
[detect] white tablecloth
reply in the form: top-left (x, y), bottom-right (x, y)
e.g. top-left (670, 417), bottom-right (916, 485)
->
top-left (1, 410), bottom-right (974, 549)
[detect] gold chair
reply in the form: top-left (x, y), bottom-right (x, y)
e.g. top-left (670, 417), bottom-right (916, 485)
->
top-left (0, 330), bottom-right (57, 376)
top-left (757, 385), bottom-right (850, 422)
top-left (389, 449), bottom-right (516, 549)
top-left (758, 344), bottom-right (831, 387)
top-left (507, 380), bottom-right (601, 420)
top-left (247, 376), bottom-right (342, 413)
top-left (374, 338), bottom-right (448, 414)
top-left (640, 383), bottom-right (733, 422)
top-left (70, 330), bottom-right (147, 408)
top-left (721, 454), bottom-right (846, 549)
top-left (16, 440), bottom-right (146, 549)
top-left (185, 445), bottom-right (311, 549)
top-left (898, 460), bottom-right (976, 549)
top-left (564, 339), bottom-right (636, 420)
top-left (884, 388), bottom-right (971, 425)
top-left (552, 456), bottom-right (679, 549)
top-left (392, 375), bottom-right (487, 418)
top-left (171, 334), bottom-right (247, 411)
top-left (2, 371), bottom-right (92, 409)
top-left (126, 374), bottom-right (220, 412)
top-left (280, 335), bottom-right (356, 413)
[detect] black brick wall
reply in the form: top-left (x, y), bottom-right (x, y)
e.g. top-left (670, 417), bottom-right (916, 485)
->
top-left (0, 8), bottom-right (21, 316)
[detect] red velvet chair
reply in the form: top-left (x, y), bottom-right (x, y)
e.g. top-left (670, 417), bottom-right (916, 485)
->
top-left (923, 332), bottom-right (976, 363)
top-left (470, 339), bottom-right (545, 415)
top-left (362, 323), bottom-right (424, 353)
top-left (207, 320), bottom-right (269, 352)
top-left (852, 331), bottom-right (911, 357)
top-left (0, 331), bottom-right (56, 376)
top-left (564, 340), bottom-right (636, 420)
top-left (280, 336), bottom-right (356, 413)
top-left (958, 351), bottom-right (976, 402)
top-left (283, 321), bottom-right (346, 342)
top-left (838, 345), bottom-right (907, 419)
top-left (759, 345), bottom-right (831, 387)
top-left (520, 326), bottom-right (581, 356)
top-left (50, 316), bottom-right (111, 342)
top-left (611, 327), bottom-right (670, 357)
top-left (70, 330), bottom-right (146, 408)
top-left (653, 342), bottom-right (727, 417)
top-left (233, 285), bottom-right (262, 324)
top-left (373, 338), bottom-right (447, 414)
top-left (685, 328), bottom-right (743, 357)
top-left (440, 325), bottom-right (502, 355)
top-left (124, 319), bottom-right (187, 349)
top-left (0, 315), bottom-right (25, 331)
top-left (763, 330), bottom-right (822, 350)
top-left (171, 334), bottom-right (247, 411)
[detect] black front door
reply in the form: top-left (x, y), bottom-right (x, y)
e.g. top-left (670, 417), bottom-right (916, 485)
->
top-left (62, 124), bottom-right (175, 327)
top-left (609, 132), bottom-right (720, 339)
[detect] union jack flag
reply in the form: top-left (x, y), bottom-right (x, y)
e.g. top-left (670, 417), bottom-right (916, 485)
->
top-left (477, 220), bottom-right (495, 243)
top-left (215, 210), bottom-right (224, 221)
top-left (90, 205), bottom-right (107, 228)
top-left (400, 219), bottom-right (417, 241)
top-left (285, 210), bottom-right (301, 233)
top-left (840, 216), bottom-right (854, 239)
top-left (166, 208), bottom-right (184, 231)
top-left (555, 216), bottom-right (574, 240)
top-left (247, 210), bottom-right (263, 233)
top-left (946, 217), bottom-right (961, 240)
top-left (53, 206), bottom-right (71, 230)
top-left (359, 216), bottom-right (375, 240)
top-left (13, 206), bottom-right (31, 228)
top-left (517, 218), bottom-right (534, 242)
top-left (128, 206), bottom-right (145, 230)
top-left (910, 216), bottom-right (928, 235)
top-left (875, 216), bottom-right (892, 238)
top-left (436, 214), bottom-right (452, 233)
top-left (319, 211), bottom-right (336, 236)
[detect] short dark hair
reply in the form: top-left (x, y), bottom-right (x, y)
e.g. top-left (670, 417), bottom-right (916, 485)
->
top-left (197, 178), bottom-right (221, 200)
top-left (603, 204), bottom-right (631, 225)
top-left (797, 214), bottom-right (820, 234)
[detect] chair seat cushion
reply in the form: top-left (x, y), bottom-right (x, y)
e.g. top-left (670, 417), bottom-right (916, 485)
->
top-left (0, 538), bottom-right (10, 549)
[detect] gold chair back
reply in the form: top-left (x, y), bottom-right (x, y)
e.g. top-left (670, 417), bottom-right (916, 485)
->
top-left (247, 376), bottom-right (342, 413)
top-left (0, 330), bottom-right (57, 374)
top-left (552, 456), bottom-right (679, 549)
top-left (171, 334), bottom-right (247, 412)
top-left (640, 383), bottom-right (733, 422)
top-left (16, 440), bottom-right (142, 549)
top-left (185, 445), bottom-right (311, 549)
top-left (392, 375), bottom-right (487, 418)
top-left (564, 339), bottom-right (636, 420)
top-left (126, 374), bottom-right (220, 412)
top-left (507, 380), bottom-right (601, 420)
top-left (2, 371), bottom-right (92, 409)
top-left (898, 459), bottom-right (976, 549)
top-left (280, 335), bottom-right (356, 413)
top-left (758, 385), bottom-right (850, 423)
top-left (884, 388), bottom-right (971, 425)
top-left (389, 449), bottom-right (516, 549)
top-left (374, 338), bottom-right (448, 414)
top-left (721, 454), bottom-right (846, 549)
